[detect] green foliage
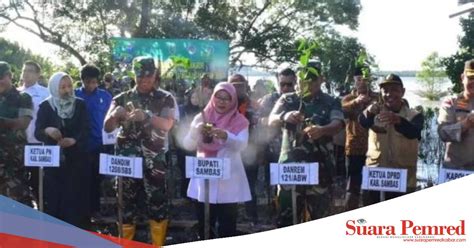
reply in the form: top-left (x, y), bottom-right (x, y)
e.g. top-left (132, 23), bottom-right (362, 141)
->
top-left (296, 39), bottom-right (319, 98)
top-left (443, 13), bottom-right (474, 93)
top-left (355, 50), bottom-right (373, 79)
top-left (310, 30), bottom-right (375, 94)
top-left (0, 38), bottom-right (53, 84)
top-left (56, 62), bottom-right (81, 82)
top-left (0, 0), bottom-right (362, 71)
top-left (416, 52), bottom-right (447, 101)
top-left (170, 56), bottom-right (191, 69)
top-left (162, 55), bottom-right (192, 79)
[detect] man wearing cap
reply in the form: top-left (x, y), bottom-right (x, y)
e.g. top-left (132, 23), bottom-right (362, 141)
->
top-left (104, 56), bottom-right (175, 246)
top-left (359, 74), bottom-right (423, 205)
top-left (0, 61), bottom-right (35, 206)
top-left (101, 72), bottom-right (121, 96)
top-left (269, 61), bottom-right (345, 226)
top-left (438, 59), bottom-right (474, 171)
top-left (341, 66), bottom-right (378, 210)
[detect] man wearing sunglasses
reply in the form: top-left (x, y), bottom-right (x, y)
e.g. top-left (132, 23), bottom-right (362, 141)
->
top-left (259, 68), bottom-right (297, 164)
top-left (269, 61), bottom-right (344, 226)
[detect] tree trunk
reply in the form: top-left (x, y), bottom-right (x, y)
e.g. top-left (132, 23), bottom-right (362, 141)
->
top-left (135, 0), bottom-right (151, 37)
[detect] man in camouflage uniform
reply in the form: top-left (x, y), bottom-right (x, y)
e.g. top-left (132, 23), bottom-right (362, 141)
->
top-left (104, 56), bottom-right (175, 246)
top-left (438, 59), bottom-right (474, 171)
top-left (269, 62), bottom-right (344, 227)
top-left (0, 61), bottom-right (34, 206)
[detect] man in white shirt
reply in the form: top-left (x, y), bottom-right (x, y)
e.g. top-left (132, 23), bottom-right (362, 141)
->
top-left (18, 60), bottom-right (50, 199)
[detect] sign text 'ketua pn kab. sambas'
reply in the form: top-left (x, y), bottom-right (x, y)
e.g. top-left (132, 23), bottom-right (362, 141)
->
top-left (24, 145), bottom-right (60, 167)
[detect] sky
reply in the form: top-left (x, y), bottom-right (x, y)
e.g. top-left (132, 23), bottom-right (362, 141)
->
top-left (0, 0), bottom-right (468, 71)
top-left (347, 0), bottom-right (464, 71)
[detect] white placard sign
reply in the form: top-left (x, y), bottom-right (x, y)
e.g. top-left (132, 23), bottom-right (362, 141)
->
top-left (102, 128), bottom-right (121, 145)
top-left (24, 145), bottom-right (60, 167)
top-left (185, 156), bottom-right (230, 180)
top-left (99, 153), bottom-right (143, 178)
top-left (361, 166), bottom-right (407, 192)
top-left (270, 162), bottom-right (319, 185)
top-left (438, 167), bottom-right (474, 184)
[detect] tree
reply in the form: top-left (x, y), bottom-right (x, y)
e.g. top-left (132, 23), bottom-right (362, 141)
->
top-left (312, 31), bottom-right (374, 94)
top-left (416, 52), bottom-right (447, 101)
top-left (0, 0), bottom-right (362, 71)
top-left (443, 13), bottom-right (474, 93)
top-left (285, 31), bottom-right (374, 95)
top-left (0, 37), bottom-right (53, 84)
top-left (0, 1), bottom-right (135, 69)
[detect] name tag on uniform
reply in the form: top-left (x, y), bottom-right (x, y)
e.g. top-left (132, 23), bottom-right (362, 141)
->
top-left (99, 153), bottom-right (143, 178)
top-left (102, 128), bottom-right (121, 145)
top-left (361, 166), bottom-right (407, 193)
top-left (270, 162), bottom-right (319, 185)
top-left (185, 156), bottom-right (230, 180)
top-left (438, 167), bottom-right (474, 184)
top-left (24, 145), bottom-right (60, 167)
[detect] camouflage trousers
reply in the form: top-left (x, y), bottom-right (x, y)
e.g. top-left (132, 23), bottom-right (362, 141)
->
top-left (0, 157), bottom-right (34, 207)
top-left (120, 153), bottom-right (169, 223)
top-left (276, 185), bottom-right (330, 227)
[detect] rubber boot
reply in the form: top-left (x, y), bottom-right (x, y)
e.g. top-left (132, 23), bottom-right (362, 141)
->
top-left (149, 219), bottom-right (169, 246)
top-left (121, 223), bottom-right (136, 240)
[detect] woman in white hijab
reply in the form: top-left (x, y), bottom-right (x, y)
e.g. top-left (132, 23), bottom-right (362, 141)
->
top-left (35, 72), bottom-right (91, 229)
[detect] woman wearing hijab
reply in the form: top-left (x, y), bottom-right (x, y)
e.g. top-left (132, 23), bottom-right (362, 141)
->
top-left (183, 82), bottom-right (251, 239)
top-left (35, 72), bottom-right (90, 228)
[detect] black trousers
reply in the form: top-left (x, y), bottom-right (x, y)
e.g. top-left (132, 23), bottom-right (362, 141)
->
top-left (362, 190), bottom-right (407, 206)
top-left (177, 148), bottom-right (193, 197)
top-left (196, 202), bottom-right (238, 239)
top-left (346, 155), bottom-right (366, 194)
top-left (87, 151), bottom-right (102, 214)
top-left (44, 155), bottom-right (91, 229)
top-left (244, 165), bottom-right (258, 221)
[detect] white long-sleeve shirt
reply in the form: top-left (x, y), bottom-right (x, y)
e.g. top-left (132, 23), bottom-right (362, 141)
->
top-left (183, 114), bottom-right (251, 204)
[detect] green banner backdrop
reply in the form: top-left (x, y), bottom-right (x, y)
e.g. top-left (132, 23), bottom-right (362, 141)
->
top-left (111, 37), bottom-right (229, 81)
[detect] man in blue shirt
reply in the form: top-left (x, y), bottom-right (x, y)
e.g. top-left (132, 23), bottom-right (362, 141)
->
top-left (75, 64), bottom-right (112, 223)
